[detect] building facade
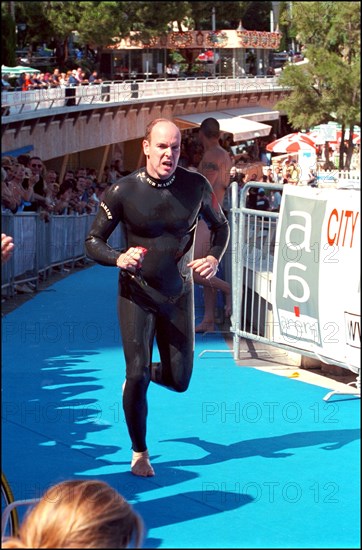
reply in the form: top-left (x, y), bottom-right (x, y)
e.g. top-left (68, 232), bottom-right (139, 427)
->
top-left (100, 29), bottom-right (282, 79)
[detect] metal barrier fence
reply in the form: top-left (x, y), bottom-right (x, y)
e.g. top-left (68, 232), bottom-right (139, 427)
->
top-left (230, 180), bottom-right (360, 400)
top-left (1, 212), bottom-right (125, 295)
top-left (1, 75), bottom-right (282, 116)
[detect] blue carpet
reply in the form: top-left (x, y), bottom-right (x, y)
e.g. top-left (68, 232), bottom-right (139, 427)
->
top-left (2, 265), bottom-right (360, 548)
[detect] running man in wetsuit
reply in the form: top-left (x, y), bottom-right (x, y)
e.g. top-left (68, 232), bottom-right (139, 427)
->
top-left (85, 119), bottom-right (230, 477)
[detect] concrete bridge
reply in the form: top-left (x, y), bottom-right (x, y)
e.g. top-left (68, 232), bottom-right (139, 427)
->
top-left (1, 76), bottom-right (290, 177)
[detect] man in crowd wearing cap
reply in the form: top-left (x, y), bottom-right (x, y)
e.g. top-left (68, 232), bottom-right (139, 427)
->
top-left (255, 188), bottom-right (270, 211)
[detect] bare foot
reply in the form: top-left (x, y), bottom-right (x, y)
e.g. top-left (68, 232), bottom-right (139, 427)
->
top-left (195, 321), bottom-right (216, 333)
top-left (131, 450), bottom-right (155, 477)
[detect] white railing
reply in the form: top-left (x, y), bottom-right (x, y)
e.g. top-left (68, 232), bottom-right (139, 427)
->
top-left (1, 212), bottom-right (125, 293)
top-left (1, 75), bottom-right (284, 117)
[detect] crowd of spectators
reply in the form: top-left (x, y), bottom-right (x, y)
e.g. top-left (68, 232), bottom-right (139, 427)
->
top-left (1, 155), bottom-right (112, 222)
top-left (242, 155), bottom-right (306, 212)
top-left (1, 67), bottom-right (103, 92)
top-left (1, 153), bottom-right (126, 294)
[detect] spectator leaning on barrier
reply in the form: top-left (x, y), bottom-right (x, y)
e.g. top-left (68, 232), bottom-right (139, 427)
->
top-left (53, 180), bottom-right (75, 214)
top-left (88, 70), bottom-right (102, 85)
top-left (22, 72), bottom-right (34, 91)
top-left (44, 180), bottom-right (60, 213)
top-left (255, 188), bottom-right (270, 211)
top-left (23, 157), bottom-right (48, 213)
top-left (1, 156), bottom-right (15, 180)
top-left (85, 185), bottom-right (100, 213)
top-left (269, 185), bottom-right (282, 212)
top-left (1, 74), bottom-right (11, 90)
top-left (2, 166), bottom-right (18, 213)
top-left (5, 163), bottom-right (34, 213)
top-left (59, 72), bottom-right (68, 87)
top-left (74, 67), bottom-right (86, 84)
top-left (50, 67), bottom-right (61, 87)
top-left (67, 70), bottom-right (79, 86)
top-left (31, 73), bottom-right (48, 89)
top-left (245, 186), bottom-right (258, 209)
top-left (15, 72), bottom-right (26, 90)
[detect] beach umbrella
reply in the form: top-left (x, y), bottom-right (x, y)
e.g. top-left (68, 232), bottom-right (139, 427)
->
top-left (333, 130), bottom-right (360, 143)
top-left (1, 65), bottom-right (41, 76)
top-left (266, 132), bottom-right (316, 153)
top-left (196, 50), bottom-right (214, 62)
top-left (306, 130), bottom-right (325, 145)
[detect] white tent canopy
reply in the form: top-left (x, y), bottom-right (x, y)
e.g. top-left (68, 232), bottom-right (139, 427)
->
top-left (174, 109), bottom-right (272, 142)
top-left (1, 65), bottom-right (41, 76)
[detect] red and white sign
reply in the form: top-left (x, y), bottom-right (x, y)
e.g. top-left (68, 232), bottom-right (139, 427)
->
top-left (272, 185), bottom-right (360, 372)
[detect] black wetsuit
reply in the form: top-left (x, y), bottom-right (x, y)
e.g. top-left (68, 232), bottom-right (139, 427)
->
top-left (85, 166), bottom-right (229, 451)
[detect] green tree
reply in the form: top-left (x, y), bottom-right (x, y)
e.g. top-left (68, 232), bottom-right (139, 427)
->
top-left (276, 1), bottom-right (360, 169)
top-left (2, 12), bottom-right (17, 66)
top-left (40, 1), bottom-right (82, 63)
top-left (241, 1), bottom-right (273, 31)
top-left (15, 2), bottom-right (54, 52)
top-left (278, 1), bottom-right (296, 52)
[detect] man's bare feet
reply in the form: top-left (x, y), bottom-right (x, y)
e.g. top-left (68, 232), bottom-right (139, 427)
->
top-left (131, 450), bottom-right (155, 477)
top-left (195, 321), bottom-right (216, 333)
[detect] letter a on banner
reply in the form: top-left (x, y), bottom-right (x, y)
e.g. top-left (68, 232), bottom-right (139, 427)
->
top-left (272, 185), bottom-right (360, 372)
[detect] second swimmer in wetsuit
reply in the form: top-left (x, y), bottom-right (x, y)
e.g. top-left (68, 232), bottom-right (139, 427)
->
top-left (85, 118), bottom-right (230, 477)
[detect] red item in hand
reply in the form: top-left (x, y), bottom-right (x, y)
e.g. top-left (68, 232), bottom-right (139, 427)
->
top-left (135, 246), bottom-right (148, 255)
top-left (135, 246), bottom-right (148, 269)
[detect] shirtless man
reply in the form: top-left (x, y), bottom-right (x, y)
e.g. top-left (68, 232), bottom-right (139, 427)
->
top-left (193, 118), bottom-right (233, 332)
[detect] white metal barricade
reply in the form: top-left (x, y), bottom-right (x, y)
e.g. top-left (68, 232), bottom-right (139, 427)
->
top-left (230, 181), bottom-right (360, 401)
top-left (1, 212), bottom-right (124, 293)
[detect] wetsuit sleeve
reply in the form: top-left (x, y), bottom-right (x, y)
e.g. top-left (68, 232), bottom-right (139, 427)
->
top-left (200, 179), bottom-right (230, 262)
top-left (85, 185), bottom-right (124, 266)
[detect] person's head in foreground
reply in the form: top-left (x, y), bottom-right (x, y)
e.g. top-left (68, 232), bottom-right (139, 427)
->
top-left (2, 479), bottom-right (144, 549)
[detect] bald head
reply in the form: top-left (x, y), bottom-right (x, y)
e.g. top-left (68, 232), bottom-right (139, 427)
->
top-left (143, 118), bottom-right (181, 180)
top-left (144, 118), bottom-right (180, 143)
top-left (200, 118), bottom-right (220, 139)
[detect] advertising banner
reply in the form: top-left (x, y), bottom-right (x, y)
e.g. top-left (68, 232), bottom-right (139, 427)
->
top-left (272, 185), bottom-right (360, 372)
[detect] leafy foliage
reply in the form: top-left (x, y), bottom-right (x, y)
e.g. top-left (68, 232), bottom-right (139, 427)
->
top-left (2, 12), bottom-right (17, 66)
top-left (276, 0), bottom-right (360, 167)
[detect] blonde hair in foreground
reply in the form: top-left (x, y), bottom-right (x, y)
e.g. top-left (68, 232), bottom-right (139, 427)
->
top-left (2, 479), bottom-right (144, 548)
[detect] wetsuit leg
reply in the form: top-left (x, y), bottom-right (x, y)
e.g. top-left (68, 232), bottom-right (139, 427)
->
top-left (118, 294), bottom-right (156, 452)
top-left (153, 283), bottom-right (195, 392)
